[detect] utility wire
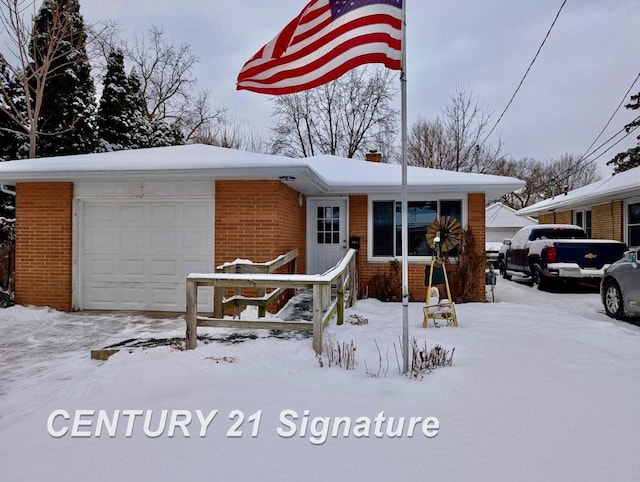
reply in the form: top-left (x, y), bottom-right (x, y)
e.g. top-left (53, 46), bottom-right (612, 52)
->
top-left (521, 117), bottom-right (640, 202)
top-left (482, 0), bottom-right (568, 144)
top-left (558, 72), bottom-right (640, 185)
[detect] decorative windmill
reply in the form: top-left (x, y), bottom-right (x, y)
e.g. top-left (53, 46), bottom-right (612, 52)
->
top-left (423, 216), bottom-right (463, 328)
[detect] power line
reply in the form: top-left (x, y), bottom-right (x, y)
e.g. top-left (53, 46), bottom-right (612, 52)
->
top-left (482, 0), bottom-right (568, 144)
top-left (558, 72), bottom-right (640, 185)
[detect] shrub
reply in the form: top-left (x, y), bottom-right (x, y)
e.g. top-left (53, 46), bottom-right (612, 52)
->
top-left (367, 259), bottom-right (401, 302)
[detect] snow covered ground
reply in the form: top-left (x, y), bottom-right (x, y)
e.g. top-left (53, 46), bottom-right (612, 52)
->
top-left (0, 280), bottom-right (639, 481)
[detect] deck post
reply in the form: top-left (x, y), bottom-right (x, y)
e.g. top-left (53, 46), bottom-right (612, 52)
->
top-left (313, 284), bottom-right (323, 354)
top-left (337, 275), bottom-right (345, 326)
top-left (186, 280), bottom-right (198, 350)
top-left (214, 286), bottom-right (223, 318)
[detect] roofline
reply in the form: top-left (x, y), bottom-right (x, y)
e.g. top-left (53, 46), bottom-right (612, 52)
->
top-left (519, 185), bottom-right (640, 216)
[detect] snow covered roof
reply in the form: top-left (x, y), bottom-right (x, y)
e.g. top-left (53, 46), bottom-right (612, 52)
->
top-left (0, 144), bottom-right (524, 198)
top-left (518, 165), bottom-right (640, 216)
top-left (485, 202), bottom-right (537, 229)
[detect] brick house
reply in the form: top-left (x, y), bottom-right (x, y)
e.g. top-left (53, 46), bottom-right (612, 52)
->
top-left (518, 165), bottom-right (640, 248)
top-left (0, 144), bottom-right (523, 312)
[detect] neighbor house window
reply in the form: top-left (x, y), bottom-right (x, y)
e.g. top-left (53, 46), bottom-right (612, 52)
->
top-left (574, 209), bottom-right (592, 237)
top-left (628, 202), bottom-right (640, 247)
top-left (371, 199), bottom-right (463, 257)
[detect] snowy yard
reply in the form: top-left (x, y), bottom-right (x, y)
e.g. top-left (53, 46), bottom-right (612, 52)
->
top-left (0, 280), bottom-right (639, 481)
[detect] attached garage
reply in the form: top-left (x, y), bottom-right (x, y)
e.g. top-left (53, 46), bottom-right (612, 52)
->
top-left (75, 182), bottom-right (214, 312)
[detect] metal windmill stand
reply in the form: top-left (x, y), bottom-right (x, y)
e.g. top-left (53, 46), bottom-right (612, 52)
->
top-left (423, 226), bottom-right (458, 328)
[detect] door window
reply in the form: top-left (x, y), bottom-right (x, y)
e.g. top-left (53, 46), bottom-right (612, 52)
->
top-left (317, 206), bottom-right (341, 244)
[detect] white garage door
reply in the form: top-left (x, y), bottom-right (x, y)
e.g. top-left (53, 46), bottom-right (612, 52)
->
top-left (81, 201), bottom-right (214, 311)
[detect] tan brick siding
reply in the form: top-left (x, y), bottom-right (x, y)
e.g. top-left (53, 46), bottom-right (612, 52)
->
top-left (537, 204), bottom-right (624, 242)
top-left (538, 213), bottom-right (554, 224)
top-left (15, 182), bottom-right (73, 310)
top-left (214, 180), bottom-right (306, 312)
top-left (350, 192), bottom-right (486, 303)
top-left (591, 202), bottom-right (623, 241)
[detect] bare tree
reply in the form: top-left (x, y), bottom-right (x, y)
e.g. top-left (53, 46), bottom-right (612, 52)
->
top-left (0, 0), bottom-right (89, 158)
top-left (191, 115), bottom-right (267, 153)
top-left (124, 26), bottom-right (224, 140)
top-left (492, 154), bottom-right (602, 209)
top-left (408, 86), bottom-right (500, 172)
top-left (270, 65), bottom-right (399, 159)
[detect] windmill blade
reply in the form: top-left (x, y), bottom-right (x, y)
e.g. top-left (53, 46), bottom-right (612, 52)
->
top-left (439, 216), bottom-right (463, 251)
top-left (425, 216), bottom-right (463, 252)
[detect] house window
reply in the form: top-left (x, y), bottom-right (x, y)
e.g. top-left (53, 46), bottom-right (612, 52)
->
top-left (371, 199), bottom-right (463, 257)
top-left (628, 202), bottom-right (640, 247)
top-left (574, 209), bottom-right (592, 237)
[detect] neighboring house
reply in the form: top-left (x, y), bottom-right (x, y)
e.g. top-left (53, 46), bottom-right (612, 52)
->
top-left (518, 165), bottom-right (640, 248)
top-left (0, 144), bottom-right (523, 312)
top-left (485, 202), bottom-right (538, 243)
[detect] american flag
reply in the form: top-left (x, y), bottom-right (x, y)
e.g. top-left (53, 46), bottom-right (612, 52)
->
top-left (237, 0), bottom-right (403, 95)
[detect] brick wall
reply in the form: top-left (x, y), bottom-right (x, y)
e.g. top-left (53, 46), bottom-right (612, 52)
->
top-left (350, 192), bottom-right (486, 303)
top-left (591, 202), bottom-right (623, 241)
top-left (539, 210), bottom-right (573, 224)
top-left (467, 193), bottom-right (486, 302)
top-left (537, 204), bottom-right (624, 241)
top-left (214, 180), bottom-right (306, 312)
top-left (538, 213), bottom-right (553, 224)
top-left (15, 182), bottom-right (73, 310)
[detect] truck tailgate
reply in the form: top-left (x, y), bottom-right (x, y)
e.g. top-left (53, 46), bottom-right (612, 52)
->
top-left (554, 240), bottom-right (627, 269)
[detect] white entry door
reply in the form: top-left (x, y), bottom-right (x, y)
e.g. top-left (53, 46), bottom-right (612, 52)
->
top-left (307, 198), bottom-right (348, 274)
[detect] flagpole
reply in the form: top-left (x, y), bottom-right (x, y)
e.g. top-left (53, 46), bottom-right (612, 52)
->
top-left (400, 0), bottom-right (409, 375)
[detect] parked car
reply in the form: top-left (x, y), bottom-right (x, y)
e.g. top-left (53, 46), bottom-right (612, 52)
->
top-left (485, 241), bottom-right (502, 266)
top-left (498, 224), bottom-right (627, 290)
top-left (601, 249), bottom-right (640, 319)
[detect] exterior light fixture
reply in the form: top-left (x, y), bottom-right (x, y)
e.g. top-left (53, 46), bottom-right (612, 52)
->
top-left (278, 176), bottom-right (296, 183)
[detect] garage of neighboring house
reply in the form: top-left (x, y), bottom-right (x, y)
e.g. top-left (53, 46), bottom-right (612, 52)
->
top-left (75, 182), bottom-right (214, 312)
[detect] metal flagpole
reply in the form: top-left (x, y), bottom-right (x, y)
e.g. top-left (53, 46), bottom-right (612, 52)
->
top-left (400, 0), bottom-right (409, 374)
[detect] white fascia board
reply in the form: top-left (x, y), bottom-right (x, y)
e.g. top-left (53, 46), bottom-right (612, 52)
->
top-left (322, 181), bottom-right (524, 198)
top-left (519, 186), bottom-right (640, 216)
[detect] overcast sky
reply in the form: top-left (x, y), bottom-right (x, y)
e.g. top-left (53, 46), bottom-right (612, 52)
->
top-left (80, 0), bottom-right (639, 174)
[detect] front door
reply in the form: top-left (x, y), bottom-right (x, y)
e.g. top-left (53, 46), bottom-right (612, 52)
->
top-left (307, 198), bottom-right (348, 274)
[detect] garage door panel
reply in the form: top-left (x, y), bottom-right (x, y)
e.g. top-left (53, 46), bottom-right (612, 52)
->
top-left (120, 231), bottom-right (146, 251)
top-left (84, 230), bottom-right (118, 253)
top-left (151, 260), bottom-right (178, 278)
top-left (84, 204), bottom-right (116, 224)
top-left (82, 200), bottom-right (214, 311)
top-left (120, 205), bottom-right (146, 224)
top-left (120, 259), bottom-right (146, 278)
top-left (183, 231), bottom-right (212, 250)
top-left (182, 204), bottom-right (211, 224)
top-left (151, 205), bottom-right (177, 222)
top-left (85, 258), bottom-right (116, 277)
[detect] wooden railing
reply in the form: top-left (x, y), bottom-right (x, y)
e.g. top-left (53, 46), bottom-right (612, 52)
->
top-left (185, 249), bottom-right (358, 354)
top-left (214, 249), bottom-right (299, 319)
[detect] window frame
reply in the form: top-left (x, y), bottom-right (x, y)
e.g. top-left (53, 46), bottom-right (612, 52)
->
top-left (573, 208), bottom-right (592, 237)
top-left (367, 194), bottom-right (467, 262)
top-left (625, 198), bottom-right (640, 248)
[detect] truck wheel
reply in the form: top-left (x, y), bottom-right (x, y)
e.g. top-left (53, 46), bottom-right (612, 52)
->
top-left (603, 281), bottom-right (624, 319)
top-left (532, 264), bottom-right (548, 291)
top-left (499, 261), bottom-right (511, 280)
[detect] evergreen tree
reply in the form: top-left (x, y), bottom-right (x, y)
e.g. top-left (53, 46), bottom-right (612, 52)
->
top-left (96, 50), bottom-right (132, 151)
top-left (126, 71), bottom-right (153, 149)
top-left (608, 92), bottom-right (640, 173)
top-left (0, 65), bottom-right (27, 161)
top-left (31, 0), bottom-right (97, 156)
